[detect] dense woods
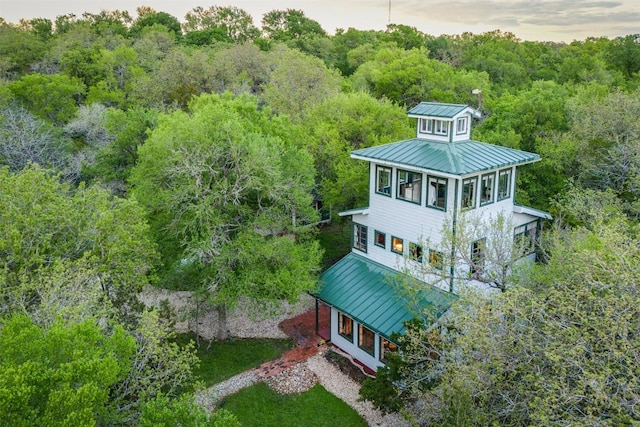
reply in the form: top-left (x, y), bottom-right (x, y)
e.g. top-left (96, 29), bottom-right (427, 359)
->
top-left (1, 5), bottom-right (640, 425)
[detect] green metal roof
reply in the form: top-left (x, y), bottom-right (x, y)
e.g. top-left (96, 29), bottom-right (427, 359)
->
top-left (351, 138), bottom-right (540, 176)
top-left (407, 102), bottom-right (469, 118)
top-left (316, 252), bottom-right (456, 338)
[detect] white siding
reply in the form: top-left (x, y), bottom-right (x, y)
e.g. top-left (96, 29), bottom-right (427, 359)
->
top-left (330, 308), bottom-right (385, 371)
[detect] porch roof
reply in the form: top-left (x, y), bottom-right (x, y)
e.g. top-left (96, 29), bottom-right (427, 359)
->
top-left (316, 252), bottom-right (456, 339)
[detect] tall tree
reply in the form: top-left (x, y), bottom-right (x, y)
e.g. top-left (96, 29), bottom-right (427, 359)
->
top-left (183, 6), bottom-right (258, 43)
top-left (261, 9), bottom-right (326, 42)
top-left (129, 93), bottom-right (322, 339)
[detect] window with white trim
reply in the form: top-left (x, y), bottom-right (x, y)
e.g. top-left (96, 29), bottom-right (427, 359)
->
top-left (456, 117), bottom-right (468, 135)
top-left (434, 120), bottom-right (448, 136)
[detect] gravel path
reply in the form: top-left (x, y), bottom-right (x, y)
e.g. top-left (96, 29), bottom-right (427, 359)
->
top-left (306, 354), bottom-right (409, 427)
top-left (193, 370), bottom-right (260, 413)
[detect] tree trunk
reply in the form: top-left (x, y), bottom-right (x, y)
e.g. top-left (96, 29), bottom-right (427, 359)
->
top-left (216, 303), bottom-right (228, 340)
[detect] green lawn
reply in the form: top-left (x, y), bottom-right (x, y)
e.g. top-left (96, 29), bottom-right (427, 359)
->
top-left (220, 382), bottom-right (367, 427)
top-left (175, 334), bottom-right (296, 386)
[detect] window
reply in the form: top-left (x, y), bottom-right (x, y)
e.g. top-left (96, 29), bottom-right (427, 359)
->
top-left (434, 120), bottom-right (448, 136)
top-left (353, 223), bottom-right (367, 252)
top-left (480, 173), bottom-right (495, 206)
top-left (420, 118), bottom-right (431, 133)
top-left (374, 230), bottom-right (386, 248)
top-left (514, 221), bottom-right (538, 254)
top-left (376, 166), bottom-right (392, 196)
top-left (471, 239), bottom-right (486, 278)
top-left (462, 177), bottom-right (477, 209)
top-left (429, 249), bottom-right (444, 270)
top-left (358, 324), bottom-right (375, 355)
top-left (456, 117), bottom-right (468, 135)
top-left (380, 337), bottom-right (398, 363)
top-left (428, 176), bottom-right (447, 210)
top-left (397, 170), bottom-right (422, 204)
top-left (391, 236), bottom-right (404, 254)
top-left (338, 312), bottom-right (353, 342)
top-left (409, 242), bottom-right (423, 263)
top-left (498, 169), bottom-right (511, 200)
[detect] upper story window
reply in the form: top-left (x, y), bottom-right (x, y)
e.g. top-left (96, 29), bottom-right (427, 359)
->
top-left (397, 170), bottom-right (422, 204)
top-left (374, 230), bottom-right (386, 248)
top-left (353, 223), bottom-right (367, 252)
top-left (498, 169), bottom-right (512, 200)
top-left (456, 117), bottom-right (468, 135)
top-left (409, 242), bottom-right (423, 263)
top-left (376, 166), bottom-right (392, 197)
top-left (428, 176), bottom-right (447, 210)
top-left (462, 177), bottom-right (477, 210)
top-left (429, 249), bottom-right (444, 270)
top-left (391, 236), bottom-right (404, 255)
top-left (420, 119), bottom-right (449, 136)
top-left (480, 173), bottom-right (495, 206)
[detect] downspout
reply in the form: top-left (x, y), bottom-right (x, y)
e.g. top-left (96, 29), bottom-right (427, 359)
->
top-left (450, 179), bottom-right (459, 293)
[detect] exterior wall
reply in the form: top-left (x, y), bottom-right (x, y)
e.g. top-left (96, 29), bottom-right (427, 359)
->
top-left (329, 307), bottom-right (385, 372)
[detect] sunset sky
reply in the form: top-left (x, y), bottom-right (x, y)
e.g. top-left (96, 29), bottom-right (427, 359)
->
top-left (1, 0), bottom-right (639, 42)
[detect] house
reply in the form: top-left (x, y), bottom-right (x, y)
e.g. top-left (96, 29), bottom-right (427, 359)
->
top-left (314, 102), bottom-right (551, 372)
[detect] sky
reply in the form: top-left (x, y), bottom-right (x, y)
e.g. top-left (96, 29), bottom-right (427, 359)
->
top-left (1, 0), bottom-right (639, 43)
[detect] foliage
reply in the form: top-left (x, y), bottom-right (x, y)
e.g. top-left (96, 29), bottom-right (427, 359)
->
top-left (0, 165), bottom-right (157, 321)
top-left (261, 9), bottom-right (327, 42)
top-left (183, 6), bottom-right (259, 43)
top-left (140, 394), bottom-right (239, 427)
top-left (0, 315), bottom-right (135, 427)
top-left (130, 93), bottom-right (322, 338)
top-left (222, 382), bottom-right (367, 427)
top-left (0, 105), bottom-right (69, 172)
top-left (376, 219), bottom-right (640, 426)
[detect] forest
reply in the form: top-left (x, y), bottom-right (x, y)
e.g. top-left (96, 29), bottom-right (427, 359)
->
top-left (1, 5), bottom-right (640, 426)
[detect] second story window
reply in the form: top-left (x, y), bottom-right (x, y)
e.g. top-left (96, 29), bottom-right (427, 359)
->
top-left (374, 230), bottom-right (386, 248)
top-left (409, 243), bottom-right (423, 263)
top-left (480, 173), bottom-right (495, 206)
top-left (429, 249), bottom-right (443, 270)
top-left (434, 120), bottom-right (448, 136)
top-left (498, 169), bottom-right (512, 200)
top-left (428, 176), bottom-right (447, 210)
top-left (376, 166), bottom-right (392, 196)
top-left (353, 223), bottom-right (367, 252)
top-left (397, 170), bottom-right (422, 204)
top-left (462, 177), bottom-right (477, 210)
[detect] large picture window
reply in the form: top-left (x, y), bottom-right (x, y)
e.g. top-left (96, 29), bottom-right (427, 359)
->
top-left (380, 337), bottom-right (398, 363)
top-left (353, 223), bottom-right (367, 252)
top-left (498, 169), bottom-right (511, 200)
top-left (376, 166), bottom-right (392, 196)
top-left (428, 176), bottom-right (447, 210)
top-left (358, 324), bottom-right (375, 355)
top-left (338, 312), bottom-right (353, 342)
top-left (397, 170), bottom-right (422, 204)
top-left (480, 173), bottom-right (495, 206)
top-left (462, 177), bottom-right (477, 209)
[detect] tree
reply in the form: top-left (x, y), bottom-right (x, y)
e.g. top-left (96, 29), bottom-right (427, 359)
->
top-left (0, 315), bottom-right (135, 427)
top-left (0, 105), bottom-right (69, 172)
top-left (303, 92), bottom-right (412, 214)
top-left (7, 73), bottom-right (85, 124)
top-left (261, 9), bottom-right (326, 42)
top-left (0, 165), bottom-right (157, 321)
top-left (262, 45), bottom-right (341, 122)
top-left (130, 12), bottom-right (182, 38)
top-left (366, 217), bottom-right (640, 426)
top-left (129, 93), bottom-right (322, 339)
top-left (183, 6), bottom-right (259, 43)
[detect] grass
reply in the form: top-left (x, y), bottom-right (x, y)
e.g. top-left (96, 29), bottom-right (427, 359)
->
top-left (174, 333), bottom-right (296, 386)
top-left (220, 382), bottom-right (367, 427)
